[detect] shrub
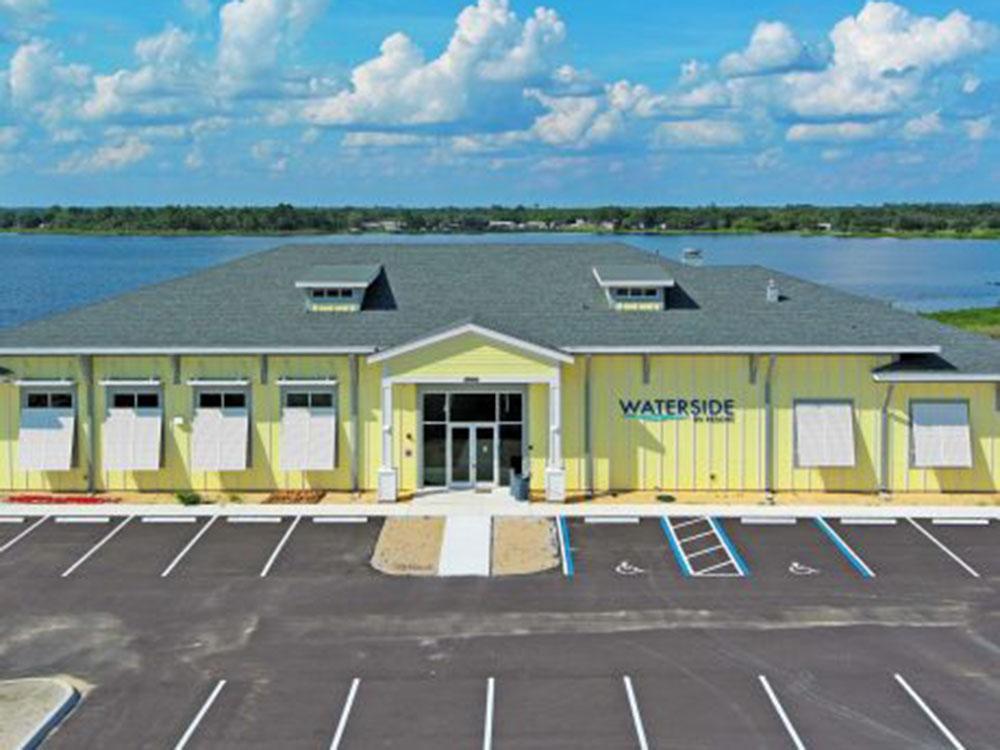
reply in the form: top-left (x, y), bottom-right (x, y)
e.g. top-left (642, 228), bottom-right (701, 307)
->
top-left (176, 491), bottom-right (202, 506)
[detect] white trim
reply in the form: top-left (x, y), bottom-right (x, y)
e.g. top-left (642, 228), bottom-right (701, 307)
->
top-left (294, 280), bottom-right (372, 289)
top-left (385, 374), bottom-right (554, 385)
top-left (367, 323), bottom-right (574, 364)
top-left (874, 372), bottom-right (1000, 382)
top-left (563, 345), bottom-right (942, 354)
top-left (0, 346), bottom-right (375, 355)
top-left (276, 377), bottom-right (338, 386)
top-left (186, 378), bottom-right (251, 387)
top-left (14, 378), bottom-right (74, 387)
top-left (592, 266), bottom-right (675, 289)
top-left (99, 378), bottom-right (162, 387)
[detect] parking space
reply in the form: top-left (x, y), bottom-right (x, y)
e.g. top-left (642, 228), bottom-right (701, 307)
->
top-left (567, 518), bottom-right (681, 585)
top-left (911, 519), bottom-right (997, 579)
top-left (167, 517), bottom-right (296, 578)
top-left (266, 518), bottom-right (381, 579)
top-left (0, 516), bottom-right (128, 579)
top-left (68, 517), bottom-right (208, 579)
top-left (718, 518), bottom-right (868, 587)
top-left (493, 676), bottom-right (637, 749)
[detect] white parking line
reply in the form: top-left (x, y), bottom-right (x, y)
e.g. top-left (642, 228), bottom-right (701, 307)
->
top-left (931, 518), bottom-right (989, 526)
top-left (313, 516), bottom-right (369, 524)
top-left (758, 675), bottom-right (806, 750)
top-left (329, 677), bottom-right (360, 750)
top-left (227, 516), bottom-right (282, 523)
top-left (584, 517), bottom-right (641, 524)
top-left (259, 517), bottom-right (300, 578)
top-left (906, 519), bottom-right (980, 578)
top-left (0, 515), bottom-right (48, 554)
top-left (483, 677), bottom-right (495, 750)
top-left (839, 517), bottom-right (897, 526)
top-left (142, 516), bottom-right (198, 524)
top-left (55, 516), bottom-right (110, 524)
top-left (623, 676), bottom-right (650, 750)
top-left (894, 673), bottom-right (966, 750)
top-left (741, 517), bottom-right (797, 525)
top-left (173, 679), bottom-right (226, 750)
top-left (60, 516), bottom-right (134, 578)
top-left (671, 517), bottom-right (707, 530)
top-left (161, 517), bottom-right (217, 578)
top-left (0, 517), bottom-right (25, 524)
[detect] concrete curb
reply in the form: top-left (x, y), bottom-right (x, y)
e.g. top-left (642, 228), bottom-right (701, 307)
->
top-left (5, 678), bottom-right (80, 750)
top-left (0, 502), bottom-right (996, 519)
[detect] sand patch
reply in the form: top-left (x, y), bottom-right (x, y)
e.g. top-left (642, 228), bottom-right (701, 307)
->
top-left (492, 517), bottom-right (559, 576)
top-left (371, 517), bottom-right (445, 576)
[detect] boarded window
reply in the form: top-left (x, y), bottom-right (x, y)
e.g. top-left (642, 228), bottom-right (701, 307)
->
top-left (280, 390), bottom-right (337, 471)
top-left (911, 401), bottom-right (972, 469)
top-left (192, 390), bottom-right (249, 471)
top-left (794, 401), bottom-right (856, 467)
top-left (103, 389), bottom-right (162, 471)
top-left (18, 390), bottom-right (76, 471)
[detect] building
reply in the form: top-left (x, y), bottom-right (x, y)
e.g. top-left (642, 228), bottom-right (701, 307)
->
top-left (1, 242), bottom-right (999, 500)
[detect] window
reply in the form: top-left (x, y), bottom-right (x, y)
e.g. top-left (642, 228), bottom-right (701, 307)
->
top-left (423, 393), bottom-right (446, 422)
top-left (794, 401), bottom-right (856, 467)
top-left (192, 389), bottom-right (249, 471)
top-left (280, 389), bottom-right (337, 471)
top-left (310, 288), bottom-right (353, 299)
top-left (223, 392), bottom-right (246, 409)
top-left (450, 393), bottom-right (496, 422)
top-left (911, 401), bottom-right (972, 469)
top-left (104, 389), bottom-right (162, 471)
top-left (499, 393), bottom-right (522, 422)
top-left (19, 389), bottom-right (76, 471)
top-left (199, 392), bottom-right (222, 409)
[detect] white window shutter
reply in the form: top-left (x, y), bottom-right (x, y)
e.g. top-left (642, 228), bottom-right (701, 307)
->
top-left (912, 402), bottom-right (972, 468)
top-left (218, 410), bottom-right (249, 470)
top-left (19, 408), bottom-right (75, 471)
top-left (307, 406), bottom-right (336, 471)
top-left (102, 409), bottom-right (134, 471)
top-left (280, 407), bottom-right (310, 471)
top-left (281, 405), bottom-right (336, 471)
top-left (132, 409), bottom-right (163, 470)
top-left (192, 407), bottom-right (222, 470)
top-left (795, 402), bottom-right (855, 468)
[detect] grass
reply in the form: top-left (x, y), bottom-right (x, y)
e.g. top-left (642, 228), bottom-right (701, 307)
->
top-left (925, 307), bottom-right (1000, 338)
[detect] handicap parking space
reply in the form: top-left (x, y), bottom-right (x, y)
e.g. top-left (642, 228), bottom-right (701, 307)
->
top-left (167, 517), bottom-right (295, 578)
top-left (822, 518), bottom-right (983, 585)
top-left (494, 676), bottom-right (637, 749)
top-left (718, 518), bottom-right (868, 586)
top-left (265, 517), bottom-right (381, 579)
top-left (911, 519), bottom-right (998, 579)
top-left (567, 518), bottom-right (682, 585)
top-left (0, 516), bottom-right (127, 579)
top-left (338, 677), bottom-right (485, 749)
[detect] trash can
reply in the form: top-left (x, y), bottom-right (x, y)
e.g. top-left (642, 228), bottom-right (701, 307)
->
top-left (509, 471), bottom-right (530, 501)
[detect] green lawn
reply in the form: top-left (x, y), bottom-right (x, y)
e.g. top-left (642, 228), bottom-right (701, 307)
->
top-left (925, 307), bottom-right (1000, 338)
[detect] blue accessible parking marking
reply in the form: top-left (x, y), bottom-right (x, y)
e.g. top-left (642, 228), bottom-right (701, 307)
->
top-left (813, 518), bottom-right (876, 578)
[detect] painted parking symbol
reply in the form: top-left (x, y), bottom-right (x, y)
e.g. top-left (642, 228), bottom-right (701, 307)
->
top-left (615, 560), bottom-right (646, 576)
top-left (789, 561), bottom-right (820, 576)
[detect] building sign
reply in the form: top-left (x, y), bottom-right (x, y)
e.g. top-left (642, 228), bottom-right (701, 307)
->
top-left (619, 397), bottom-right (735, 423)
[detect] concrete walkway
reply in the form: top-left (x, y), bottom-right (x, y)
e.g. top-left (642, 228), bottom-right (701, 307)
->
top-left (0, 677), bottom-right (79, 750)
top-left (437, 516), bottom-right (492, 576)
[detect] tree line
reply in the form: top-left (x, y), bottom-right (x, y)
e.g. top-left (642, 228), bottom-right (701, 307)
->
top-left (0, 203), bottom-right (997, 236)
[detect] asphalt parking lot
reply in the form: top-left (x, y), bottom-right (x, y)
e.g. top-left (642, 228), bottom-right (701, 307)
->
top-left (0, 511), bottom-right (997, 748)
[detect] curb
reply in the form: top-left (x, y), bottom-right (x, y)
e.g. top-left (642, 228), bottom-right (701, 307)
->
top-left (0, 502), bottom-right (997, 520)
top-left (13, 679), bottom-right (80, 750)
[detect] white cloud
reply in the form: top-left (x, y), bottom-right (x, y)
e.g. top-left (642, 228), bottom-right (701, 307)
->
top-left (786, 121), bottom-right (882, 142)
top-left (341, 132), bottom-right (430, 149)
top-left (8, 38), bottom-right (90, 123)
top-left (0, 125), bottom-right (21, 148)
top-left (0, 0), bottom-right (48, 24)
top-left (720, 21), bottom-right (813, 77)
top-left (753, 147), bottom-right (782, 169)
top-left (782, 2), bottom-right (996, 119)
top-left (679, 59), bottom-right (708, 85)
top-left (183, 0), bottom-right (213, 16)
top-left (57, 136), bottom-right (152, 173)
top-left (528, 90), bottom-right (622, 147)
top-left (902, 111), bottom-right (943, 140)
top-left (654, 119), bottom-right (743, 148)
top-left (250, 138), bottom-right (291, 171)
top-left (964, 116), bottom-right (991, 141)
top-left (302, 0), bottom-right (564, 127)
top-left (184, 148), bottom-right (205, 169)
top-left (217, 0), bottom-right (329, 95)
top-left (820, 147), bottom-right (849, 161)
top-left (961, 73), bottom-right (981, 94)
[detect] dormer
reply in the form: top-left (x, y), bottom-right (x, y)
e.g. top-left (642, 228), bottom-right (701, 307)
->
top-left (592, 264), bottom-right (674, 311)
top-left (295, 264), bottom-right (381, 312)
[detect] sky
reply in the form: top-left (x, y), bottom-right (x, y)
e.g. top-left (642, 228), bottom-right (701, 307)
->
top-left (0, 0), bottom-right (997, 206)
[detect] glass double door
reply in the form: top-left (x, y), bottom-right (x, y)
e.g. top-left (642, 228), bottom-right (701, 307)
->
top-left (449, 424), bottom-right (497, 488)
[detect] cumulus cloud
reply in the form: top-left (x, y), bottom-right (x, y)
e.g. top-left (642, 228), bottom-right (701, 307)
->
top-left (654, 120), bottom-right (744, 148)
top-left (8, 38), bottom-right (90, 124)
top-left (302, 0), bottom-right (565, 127)
top-left (719, 21), bottom-right (815, 77)
top-left (786, 122), bottom-right (883, 142)
top-left (902, 111), bottom-right (943, 140)
top-left (57, 136), bottom-right (152, 173)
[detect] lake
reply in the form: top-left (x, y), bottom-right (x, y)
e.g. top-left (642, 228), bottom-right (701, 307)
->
top-left (1, 232), bottom-right (999, 330)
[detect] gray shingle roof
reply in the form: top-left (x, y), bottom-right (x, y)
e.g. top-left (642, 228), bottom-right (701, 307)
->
top-left (0, 242), bottom-right (998, 376)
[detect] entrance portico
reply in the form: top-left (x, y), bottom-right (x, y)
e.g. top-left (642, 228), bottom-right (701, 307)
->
top-left (367, 323), bottom-right (573, 502)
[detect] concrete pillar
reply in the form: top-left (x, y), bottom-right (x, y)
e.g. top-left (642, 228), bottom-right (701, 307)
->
top-left (349, 354), bottom-right (359, 494)
top-left (545, 371), bottom-right (566, 501)
top-left (377, 375), bottom-right (397, 502)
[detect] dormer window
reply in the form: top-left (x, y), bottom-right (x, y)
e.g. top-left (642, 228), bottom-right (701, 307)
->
top-left (295, 264), bottom-right (381, 312)
top-left (593, 265), bottom-right (674, 311)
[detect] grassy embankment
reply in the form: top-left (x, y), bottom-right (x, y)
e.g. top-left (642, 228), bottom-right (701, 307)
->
top-left (926, 307), bottom-right (1000, 338)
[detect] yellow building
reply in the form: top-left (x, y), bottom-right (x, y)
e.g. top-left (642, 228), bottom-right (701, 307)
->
top-left (1, 242), bottom-right (998, 500)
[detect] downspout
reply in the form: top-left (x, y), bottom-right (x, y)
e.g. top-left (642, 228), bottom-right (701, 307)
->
top-left (584, 354), bottom-right (593, 497)
top-left (349, 353), bottom-right (359, 494)
top-left (879, 383), bottom-right (895, 496)
top-left (81, 355), bottom-right (96, 494)
top-left (763, 354), bottom-right (776, 499)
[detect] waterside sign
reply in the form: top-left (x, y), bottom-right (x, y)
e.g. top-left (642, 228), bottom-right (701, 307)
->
top-left (619, 397), bottom-right (735, 423)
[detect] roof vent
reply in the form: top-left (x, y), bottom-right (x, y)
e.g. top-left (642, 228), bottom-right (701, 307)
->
top-left (766, 278), bottom-right (780, 303)
top-left (681, 247), bottom-right (703, 266)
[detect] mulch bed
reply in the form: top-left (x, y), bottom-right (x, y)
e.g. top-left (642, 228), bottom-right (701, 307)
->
top-left (264, 490), bottom-right (326, 504)
top-left (4, 494), bottom-right (120, 504)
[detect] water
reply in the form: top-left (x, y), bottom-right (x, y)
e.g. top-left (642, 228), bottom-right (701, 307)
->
top-left (1, 232), bottom-right (998, 330)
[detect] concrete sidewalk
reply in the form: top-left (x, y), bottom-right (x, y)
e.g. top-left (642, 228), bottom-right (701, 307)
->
top-left (0, 677), bottom-right (79, 750)
top-left (437, 516), bottom-right (492, 576)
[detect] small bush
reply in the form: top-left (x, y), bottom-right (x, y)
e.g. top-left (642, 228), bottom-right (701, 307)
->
top-left (656, 493), bottom-right (676, 503)
top-left (176, 491), bottom-right (202, 506)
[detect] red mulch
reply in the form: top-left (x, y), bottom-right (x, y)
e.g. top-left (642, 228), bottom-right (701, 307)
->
top-left (5, 494), bottom-right (120, 505)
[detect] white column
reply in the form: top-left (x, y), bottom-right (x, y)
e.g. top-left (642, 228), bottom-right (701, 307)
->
top-left (545, 371), bottom-right (566, 502)
top-left (377, 376), bottom-right (397, 502)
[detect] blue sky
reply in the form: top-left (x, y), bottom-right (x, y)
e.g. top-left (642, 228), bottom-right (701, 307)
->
top-left (0, 0), bottom-right (997, 205)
